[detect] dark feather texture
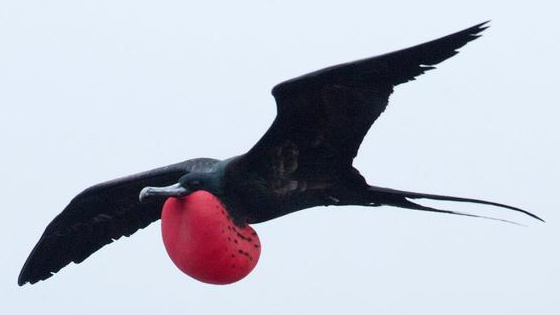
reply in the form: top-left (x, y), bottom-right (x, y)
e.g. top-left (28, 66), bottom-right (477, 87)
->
top-left (246, 22), bottom-right (488, 178)
top-left (232, 22), bottom-right (495, 223)
top-left (18, 158), bottom-right (218, 285)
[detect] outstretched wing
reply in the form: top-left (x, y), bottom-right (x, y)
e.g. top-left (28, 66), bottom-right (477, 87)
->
top-left (18, 158), bottom-right (218, 286)
top-left (241, 22), bottom-right (488, 184)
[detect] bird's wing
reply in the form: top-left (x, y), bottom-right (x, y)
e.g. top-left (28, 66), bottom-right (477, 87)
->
top-left (18, 158), bottom-right (218, 286)
top-left (241, 22), bottom-right (488, 184)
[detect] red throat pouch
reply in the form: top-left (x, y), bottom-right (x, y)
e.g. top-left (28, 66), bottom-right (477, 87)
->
top-left (161, 191), bottom-right (261, 284)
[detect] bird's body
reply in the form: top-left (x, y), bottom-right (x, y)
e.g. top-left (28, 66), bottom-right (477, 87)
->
top-left (18, 22), bottom-right (543, 286)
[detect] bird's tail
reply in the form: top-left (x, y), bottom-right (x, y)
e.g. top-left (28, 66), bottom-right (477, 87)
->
top-left (366, 185), bottom-right (544, 224)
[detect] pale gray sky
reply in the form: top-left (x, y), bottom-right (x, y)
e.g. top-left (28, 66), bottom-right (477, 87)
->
top-left (2, 1), bottom-right (559, 314)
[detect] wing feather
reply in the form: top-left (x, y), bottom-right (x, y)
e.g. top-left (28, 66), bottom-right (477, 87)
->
top-left (18, 158), bottom-right (218, 285)
top-left (243, 22), bottom-right (488, 181)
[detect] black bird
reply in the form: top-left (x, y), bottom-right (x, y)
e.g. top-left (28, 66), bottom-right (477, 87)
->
top-left (18, 22), bottom-right (543, 286)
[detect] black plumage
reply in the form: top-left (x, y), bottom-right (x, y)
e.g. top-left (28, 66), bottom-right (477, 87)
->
top-left (19, 158), bottom-right (219, 285)
top-left (18, 22), bottom-right (542, 286)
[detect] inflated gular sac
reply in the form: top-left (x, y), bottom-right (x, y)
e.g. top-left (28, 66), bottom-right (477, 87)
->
top-left (161, 191), bottom-right (261, 284)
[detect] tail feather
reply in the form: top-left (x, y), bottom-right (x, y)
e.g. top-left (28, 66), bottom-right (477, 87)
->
top-left (368, 185), bottom-right (544, 223)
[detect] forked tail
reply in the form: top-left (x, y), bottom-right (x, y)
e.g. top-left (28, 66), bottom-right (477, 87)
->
top-left (367, 186), bottom-right (544, 224)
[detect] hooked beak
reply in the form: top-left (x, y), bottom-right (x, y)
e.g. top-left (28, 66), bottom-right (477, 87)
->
top-left (139, 183), bottom-right (189, 203)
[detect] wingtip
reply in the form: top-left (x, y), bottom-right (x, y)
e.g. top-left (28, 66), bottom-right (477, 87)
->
top-left (462, 21), bottom-right (491, 38)
top-left (17, 245), bottom-right (55, 287)
top-left (17, 273), bottom-right (29, 287)
top-left (18, 266), bottom-right (28, 286)
top-left (479, 20), bottom-right (491, 27)
top-left (18, 269), bottom-right (52, 286)
top-left (473, 20), bottom-right (491, 31)
top-left (17, 268), bottom-right (34, 286)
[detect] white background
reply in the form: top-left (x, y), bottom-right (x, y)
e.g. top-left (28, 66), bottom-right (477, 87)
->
top-left (2, 1), bottom-right (558, 314)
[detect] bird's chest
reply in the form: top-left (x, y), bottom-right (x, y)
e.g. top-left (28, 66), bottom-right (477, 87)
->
top-left (221, 157), bottom-right (323, 223)
top-left (161, 191), bottom-right (261, 284)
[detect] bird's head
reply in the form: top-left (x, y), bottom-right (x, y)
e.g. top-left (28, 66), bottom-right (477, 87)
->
top-left (139, 170), bottom-right (223, 202)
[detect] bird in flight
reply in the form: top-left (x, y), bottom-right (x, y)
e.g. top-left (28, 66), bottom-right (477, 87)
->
top-left (18, 21), bottom-right (543, 286)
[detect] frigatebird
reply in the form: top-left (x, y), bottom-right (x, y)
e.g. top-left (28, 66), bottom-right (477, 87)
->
top-left (18, 21), bottom-right (543, 286)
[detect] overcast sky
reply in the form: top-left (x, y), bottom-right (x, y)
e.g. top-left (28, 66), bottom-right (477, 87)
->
top-left (2, 1), bottom-right (559, 314)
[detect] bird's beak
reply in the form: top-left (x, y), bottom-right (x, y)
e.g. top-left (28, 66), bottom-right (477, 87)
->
top-left (139, 183), bottom-right (189, 202)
